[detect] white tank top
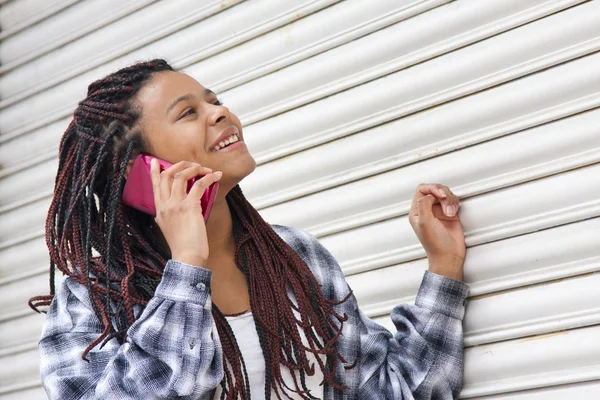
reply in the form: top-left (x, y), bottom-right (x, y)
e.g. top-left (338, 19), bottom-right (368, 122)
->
top-left (213, 312), bottom-right (325, 399)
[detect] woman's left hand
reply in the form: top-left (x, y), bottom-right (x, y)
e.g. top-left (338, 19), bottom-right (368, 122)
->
top-left (408, 183), bottom-right (465, 281)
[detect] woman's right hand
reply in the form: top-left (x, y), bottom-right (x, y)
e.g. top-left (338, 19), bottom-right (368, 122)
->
top-left (150, 158), bottom-right (222, 268)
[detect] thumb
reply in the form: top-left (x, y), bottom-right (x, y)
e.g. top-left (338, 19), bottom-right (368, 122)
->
top-left (432, 203), bottom-right (459, 221)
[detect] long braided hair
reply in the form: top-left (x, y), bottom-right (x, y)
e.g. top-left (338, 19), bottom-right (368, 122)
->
top-left (29, 59), bottom-right (353, 399)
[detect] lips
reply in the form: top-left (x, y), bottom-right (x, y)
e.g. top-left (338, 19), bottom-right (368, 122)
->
top-left (210, 126), bottom-right (242, 152)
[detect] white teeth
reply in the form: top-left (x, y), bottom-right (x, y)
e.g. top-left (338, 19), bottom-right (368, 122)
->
top-left (213, 133), bottom-right (240, 151)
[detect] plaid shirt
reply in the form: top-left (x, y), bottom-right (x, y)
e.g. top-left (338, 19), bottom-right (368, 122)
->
top-left (39, 225), bottom-right (469, 399)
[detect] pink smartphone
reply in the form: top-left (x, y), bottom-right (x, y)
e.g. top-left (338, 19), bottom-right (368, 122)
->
top-left (122, 153), bottom-right (219, 222)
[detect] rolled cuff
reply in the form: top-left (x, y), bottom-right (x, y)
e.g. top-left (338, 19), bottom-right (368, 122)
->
top-left (415, 271), bottom-right (469, 320)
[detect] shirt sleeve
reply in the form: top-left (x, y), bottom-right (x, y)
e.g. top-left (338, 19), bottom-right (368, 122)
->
top-left (251, 224), bottom-right (469, 399)
top-left (356, 270), bottom-right (468, 400)
top-left (39, 260), bottom-right (224, 400)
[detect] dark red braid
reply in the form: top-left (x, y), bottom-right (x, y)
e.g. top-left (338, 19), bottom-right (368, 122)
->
top-left (29, 59), bottom-right (353, 399)
top-left (29, 59), bottom-right (175, 345)
top-left (226, 186), bottom-right (353, 399)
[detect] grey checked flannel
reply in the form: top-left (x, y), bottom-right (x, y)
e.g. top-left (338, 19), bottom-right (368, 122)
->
top-left (39, 225), bottom-right (469, 399)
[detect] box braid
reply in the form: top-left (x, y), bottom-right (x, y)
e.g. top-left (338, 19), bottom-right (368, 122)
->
top-left (29, 59), bottom-right (176, 352)
top-left (226, 186), bottom-right (354, 399)
top-left (29, 59), bottom-right (354, 399)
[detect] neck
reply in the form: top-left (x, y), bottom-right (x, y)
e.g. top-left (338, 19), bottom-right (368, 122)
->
top-left (205, 194), bottom-right (235, 253)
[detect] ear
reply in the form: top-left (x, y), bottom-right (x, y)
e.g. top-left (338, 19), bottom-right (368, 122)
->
top-left (125, 158), bottom-right (135, 179)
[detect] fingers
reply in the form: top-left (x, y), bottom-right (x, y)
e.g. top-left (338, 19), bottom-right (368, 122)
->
top-left (187, 172), bottom-right (223, 204)
top-left (156, 161), bottom-right (211, 201)
top-left (171, 164), bottom-right (213, 199)
top-left (412, 183), bottom-right (460, 217)
top-left (432, 203), bottom-right (459, 221)
top-left (158, 161), bottom-right (185, 201)
top-left (150, 158), bottom-right (162, 209)
top-left (414, 194), bottom-right (437, 228)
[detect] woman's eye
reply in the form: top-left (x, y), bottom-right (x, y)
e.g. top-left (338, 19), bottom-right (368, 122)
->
top-left (214, 100), bottom-right (223, 106)
top-left (181, 108), bottom-right (196, 118)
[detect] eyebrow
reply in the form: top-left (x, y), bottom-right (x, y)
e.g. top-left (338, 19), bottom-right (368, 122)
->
top-left (165, 89), bottom-right (218, 115)
top-left (165, 94), bottom-right (196, 115)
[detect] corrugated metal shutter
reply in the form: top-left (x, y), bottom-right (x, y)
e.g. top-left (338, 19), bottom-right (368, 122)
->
top-left (1, 0), bottom-right (599, 398)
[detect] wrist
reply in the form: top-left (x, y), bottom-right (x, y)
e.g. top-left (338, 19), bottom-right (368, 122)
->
top-left (428, 254), bottom-right (464, 281)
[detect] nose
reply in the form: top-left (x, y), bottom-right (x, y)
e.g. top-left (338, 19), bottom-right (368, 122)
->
top-left (208, 104), bottom-right (229, 125)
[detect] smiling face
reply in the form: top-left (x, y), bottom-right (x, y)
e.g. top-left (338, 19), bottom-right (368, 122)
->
top-left (133, 70), bottom-right (256, 192)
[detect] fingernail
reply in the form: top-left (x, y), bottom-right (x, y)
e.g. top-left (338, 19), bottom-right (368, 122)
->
top-left (439, 190), bottom-right (447, 198)
top-left (445, 206), bottom-right (455, 216)
top-left (214, 171), bottom-right (223, 176)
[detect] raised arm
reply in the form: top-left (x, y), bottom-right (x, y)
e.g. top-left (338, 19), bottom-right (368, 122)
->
top-left (361, 182), bottom-right (468, 398)
top-left (275, 181), bottom-right (468, 399)
top-left (355, 270), bottom-right (468, 399)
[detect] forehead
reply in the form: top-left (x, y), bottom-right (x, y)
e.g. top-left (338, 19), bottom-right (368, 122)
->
top-left (135, 71), bottom-right (206, 109)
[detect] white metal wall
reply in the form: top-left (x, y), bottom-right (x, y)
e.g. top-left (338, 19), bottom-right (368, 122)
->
top-left (1, 0), bottom-right (599, 398)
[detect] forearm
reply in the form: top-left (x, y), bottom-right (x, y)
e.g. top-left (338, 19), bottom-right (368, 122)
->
top-left (396, 271), bottom-right (468, 398)
top-left (40, 260), bottom-right (223, 400)
top-left (358, 271), bottom-right (469, 399)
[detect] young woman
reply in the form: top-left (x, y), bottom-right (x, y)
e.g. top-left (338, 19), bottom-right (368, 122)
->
top-left (31, 59), bottom-right (468, 400)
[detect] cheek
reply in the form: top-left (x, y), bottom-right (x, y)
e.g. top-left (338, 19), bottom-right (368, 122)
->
top-left (143, 125), bottom-right (210, 164)
top-left (180, 122), bottom-right (209, 144)
top-left (230, 114), bottom-right (243, 131)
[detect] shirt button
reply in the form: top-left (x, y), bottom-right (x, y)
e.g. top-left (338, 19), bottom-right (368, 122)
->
top-left (189, 338), bottom-right (196, 349)
top-left (195, 282), bottom-right (206, 291)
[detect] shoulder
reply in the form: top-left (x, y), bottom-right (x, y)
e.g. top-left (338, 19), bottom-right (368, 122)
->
top-left (41, 275), bottom-right (103, 338)
top-left (271, 224), bottom-right (350, 298)
top-left (271, 224), bottom-right (316, 250)
top-left (271, 224), bottom-right (332, 265)
top-left (50, 275), bottom-right (95, 311)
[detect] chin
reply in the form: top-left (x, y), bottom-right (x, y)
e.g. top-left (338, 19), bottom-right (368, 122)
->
top-left (221, 155), bottom-right (257, 188)
top-left (238, 155), bottom-right (257, 180)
